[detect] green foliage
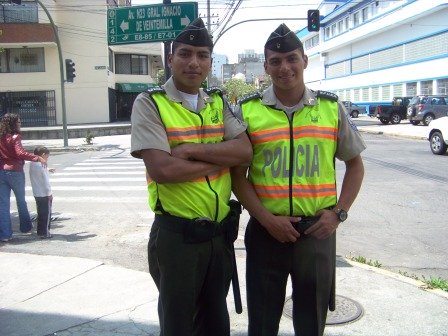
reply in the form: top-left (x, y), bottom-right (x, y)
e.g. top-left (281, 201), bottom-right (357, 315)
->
top-left (84, 131), bottom-right (95, 145)
top-left (222, 78), bottom-right (257, 105)
top-left (347, 254), bottom-right (382, 268)
top-left (157, 69), bottom-right (165, 85)
top-left (421, 276), bottom-right (448, 292)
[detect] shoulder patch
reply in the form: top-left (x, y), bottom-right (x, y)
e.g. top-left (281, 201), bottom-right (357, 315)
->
top-left (146, 87), bottom-right (165, 95)
top-left (237, 92), bottom-right (261, 105)
top-left (316, 90), bottom-right (338, 102)
top-left (204, 86), bottom-right (222, 95)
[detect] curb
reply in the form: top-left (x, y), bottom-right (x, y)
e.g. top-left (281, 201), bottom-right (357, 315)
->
top-left (342, 257), bottom-right (448, 299)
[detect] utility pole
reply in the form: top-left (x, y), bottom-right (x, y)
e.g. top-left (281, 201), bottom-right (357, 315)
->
top-left (163, 0), bottom-right (172, 82)
top-left (36, 0), bottom-right (69, 147)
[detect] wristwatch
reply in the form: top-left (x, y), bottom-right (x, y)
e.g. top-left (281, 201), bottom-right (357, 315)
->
top-left (333, 208), bottom-right (348, 222)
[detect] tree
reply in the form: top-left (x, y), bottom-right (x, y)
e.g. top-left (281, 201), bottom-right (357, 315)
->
top-left (157, 69), bottom-right (165, 85)
top-left (223, 78), bottom-right (257, 105)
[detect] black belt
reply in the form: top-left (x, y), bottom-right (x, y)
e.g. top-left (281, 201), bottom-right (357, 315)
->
top-left (155, 214), bottom-right (222, 232)
top-left (292, 216), bottom-right (319, 234)
top-left (155, 214), bottom-right (226, 243)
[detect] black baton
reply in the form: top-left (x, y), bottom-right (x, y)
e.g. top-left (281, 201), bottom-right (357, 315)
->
top-left (231, 246), bottom-right (243, 314)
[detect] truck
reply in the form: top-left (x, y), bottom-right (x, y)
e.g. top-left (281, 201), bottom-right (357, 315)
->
top-left (342, 101), bottom-right (366, 118)
top-left (374, 96), bottom-right (412, 124)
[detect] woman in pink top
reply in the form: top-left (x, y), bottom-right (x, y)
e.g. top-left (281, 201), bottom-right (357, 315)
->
top-left (0, 113), bottom-right (46, 242)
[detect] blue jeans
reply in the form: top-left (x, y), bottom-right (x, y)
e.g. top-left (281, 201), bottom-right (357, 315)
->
top-left (0, 170), bottom-right (33, 239)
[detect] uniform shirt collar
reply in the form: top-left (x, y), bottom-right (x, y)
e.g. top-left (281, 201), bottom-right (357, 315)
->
top-left (162, 77), bottom-right (213, 111)
top-left (261, 85), bottom-right (318, 108)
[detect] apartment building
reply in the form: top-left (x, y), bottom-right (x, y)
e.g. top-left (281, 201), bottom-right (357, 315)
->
top-left (0, 0), bottom-right (163, 126)
top-left (299, 0), bottom-right (448, 108)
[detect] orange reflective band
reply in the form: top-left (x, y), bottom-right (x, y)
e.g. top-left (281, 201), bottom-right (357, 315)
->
top-left (166, 125), bottom-right (224, 141)
top-left (251, 125), bottom-right (337, 144)
top-left (254, 183), bottom-right (336, 198)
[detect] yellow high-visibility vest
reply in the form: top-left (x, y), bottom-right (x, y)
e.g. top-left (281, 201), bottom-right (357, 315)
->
top-left (146, 89), bottom-right (231, 222)
top-left (240, 95), bottom-right (338, 216)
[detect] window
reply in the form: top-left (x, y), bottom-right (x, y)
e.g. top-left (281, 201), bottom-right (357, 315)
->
top-left (437, 78), bottom-right (448, 95)
top-left (362, 7), bottom-right (369, 22)
top-left (381, 85), bottom-right (390, 100)
top-left (115, 54), bottom-right (148, 75)
top-left (331, 24), bottom-right (336, 36)
top-left (108, 49), bottom-right (114, 73)
top-left (337, 20), bottom-right (343, 34)
top-left (0, 48), bottom-right (45, 73)
top-left (353, 11), bottom-right (360, 27)
top-left (420, 80), bottom-right (433, 95)
top-left (344, 17), bottom-right (349, 30)
top-left (406, 82), bottom-right (417, 96)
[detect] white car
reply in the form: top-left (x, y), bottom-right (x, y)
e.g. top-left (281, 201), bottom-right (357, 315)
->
top-left (428, 116), bottom-right (448, 155)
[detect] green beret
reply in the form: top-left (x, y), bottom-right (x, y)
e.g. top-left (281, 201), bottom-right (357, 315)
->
top-left (174, 17), bottom-right (213, 48)
top-left (265, 23), bottom-right (303, 53)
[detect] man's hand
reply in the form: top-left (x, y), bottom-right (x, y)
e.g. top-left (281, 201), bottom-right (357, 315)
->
top-left (261, 215), bottom-right (301, 243)
top-left (171, 143), bottom-right (194, 160)
top-left (304, 209), bottom-right (339, 239)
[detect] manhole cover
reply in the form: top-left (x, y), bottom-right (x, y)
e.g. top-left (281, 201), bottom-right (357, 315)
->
top-left (283, 295), bottom-right (363, 325)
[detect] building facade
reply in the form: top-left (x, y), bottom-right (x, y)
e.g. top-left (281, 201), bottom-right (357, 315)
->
top-left (299, 0), bottom-right (448, 108)
top-left (0, 0), bottom-right (162, 126)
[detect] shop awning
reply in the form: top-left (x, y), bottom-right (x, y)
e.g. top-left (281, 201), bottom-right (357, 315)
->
top-left (115, 83), bottom-right (157, 93)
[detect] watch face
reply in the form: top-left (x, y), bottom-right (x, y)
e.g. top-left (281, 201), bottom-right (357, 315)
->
top-left (338, 210), bottom-right (348, 222)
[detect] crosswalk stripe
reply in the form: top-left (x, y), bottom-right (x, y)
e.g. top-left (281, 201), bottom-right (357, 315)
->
top-left (48, 177), bottom-right (146, 182)
top-left (63, 166), bottom-right (144, 171)
top-left (25, 186), bottom-right (147, 191)
top-left (53, 172), bottom-right (145, 176)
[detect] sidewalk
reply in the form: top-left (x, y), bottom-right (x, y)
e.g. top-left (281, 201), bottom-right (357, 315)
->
top-left (2, 118), bottom-right (447, 336)
top-left (0, 252), bottom-right (447, 336)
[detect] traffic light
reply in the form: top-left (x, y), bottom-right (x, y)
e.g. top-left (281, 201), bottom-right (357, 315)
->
top-left (307, 9), bottom-right (320, 32)
top-left (65, 59), bottom-right (76, 83)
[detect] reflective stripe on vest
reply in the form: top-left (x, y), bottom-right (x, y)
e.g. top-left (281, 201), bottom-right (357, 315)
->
top-left (241, 97), bottom-right (338, 216)
top-left (147, 92), bottom-right (231, 222)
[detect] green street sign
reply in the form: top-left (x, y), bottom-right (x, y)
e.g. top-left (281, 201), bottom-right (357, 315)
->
top-left (107, 2), bottom-right (198, 45)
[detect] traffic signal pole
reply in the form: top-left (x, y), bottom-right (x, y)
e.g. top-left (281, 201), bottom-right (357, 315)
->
top-left (36, 0), bottom-right (69, 147)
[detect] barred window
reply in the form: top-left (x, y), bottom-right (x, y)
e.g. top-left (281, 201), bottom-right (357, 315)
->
top-left (0, 47), bottom-right (45, 73)
top-left (437, 78), bottom-right (448, 95)
top-left (406, 82), bottom-right (417, 96)
top-left (393, 84), bottom-right (402, 97)
top-left (381, 85), bottom-right (390, 101)
top-left (371, 86), bottom-right (379, 101)
top-left (420, 80), bottom-right (433, 95)
top-left (353, 89), bottom-right (360, 101)
top-left (362, 87), bottom-right (369, 101)
top-left (115, 54), bottom-right (148, 75)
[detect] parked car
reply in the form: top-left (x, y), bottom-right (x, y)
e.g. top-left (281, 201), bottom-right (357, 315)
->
top-left (407, 95), bottom-right (448, 126)
top-left (342, 101), bottom-right (366, 118)
top-left (428, 116), bottom-right (448, 155)
top-left (374, 96), bottom-right (412, 124)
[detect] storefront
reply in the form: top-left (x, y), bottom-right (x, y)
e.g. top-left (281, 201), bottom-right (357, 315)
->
top-left (110, 83), bottom-right (157, 121)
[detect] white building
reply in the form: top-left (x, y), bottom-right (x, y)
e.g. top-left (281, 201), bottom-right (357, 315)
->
top-left (211, 53), bottom-right (227, 84)
top-left (0, 0), bottom-right (163, 126)
top-left (298, 0), bottom-right (448, 108)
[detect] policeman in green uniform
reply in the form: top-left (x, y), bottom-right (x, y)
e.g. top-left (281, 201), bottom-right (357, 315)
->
top-left (231, 24), bottom-right (366, 336)
top-left (131, 18), bottom-right (252, 336)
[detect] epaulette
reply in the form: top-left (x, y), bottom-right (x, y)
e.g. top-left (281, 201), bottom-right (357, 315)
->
top-left (204, 86), bottom-right (222, 95)
top-left (316, 90), bottom-right (338, 102)
top-left (237, 92), bottom-right (261, 105)
top-left (146, 86), bottom-right (165, 95)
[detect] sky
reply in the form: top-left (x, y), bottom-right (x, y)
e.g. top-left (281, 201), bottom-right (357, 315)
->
top-left (131, 0), bottom-right (321, 63)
